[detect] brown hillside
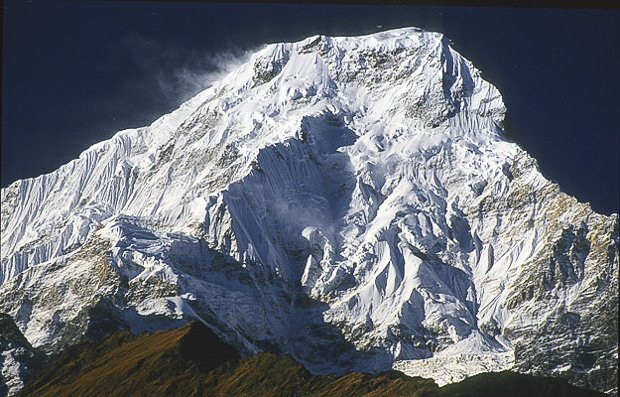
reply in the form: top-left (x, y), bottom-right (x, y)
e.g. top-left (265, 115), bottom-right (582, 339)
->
top-left (18, 321), bottom-right (608, 397)
top-left (17, 321), bottom-right (240, 397)
top-left (17, 321), bottom-right (436, 397)
top-left (201, 352), bottom-right (437, 396)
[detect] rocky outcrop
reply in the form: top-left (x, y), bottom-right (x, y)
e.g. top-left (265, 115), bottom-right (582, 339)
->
top-left (0, 314), bottom-right (46, 396)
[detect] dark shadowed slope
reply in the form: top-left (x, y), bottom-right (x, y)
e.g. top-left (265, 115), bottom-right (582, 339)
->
top-left (437, 371), bottom-right (609, 397)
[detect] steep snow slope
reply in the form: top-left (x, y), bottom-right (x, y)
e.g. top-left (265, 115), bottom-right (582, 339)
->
top-left (1, 28), bottom-right (617, 395)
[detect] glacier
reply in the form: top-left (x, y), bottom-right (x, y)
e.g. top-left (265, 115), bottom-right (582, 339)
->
top-left (1, 28), bottom-right (617, 395)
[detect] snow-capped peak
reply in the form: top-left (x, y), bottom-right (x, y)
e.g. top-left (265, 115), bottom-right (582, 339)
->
top-left (1, 28), bottom-right (617, 396)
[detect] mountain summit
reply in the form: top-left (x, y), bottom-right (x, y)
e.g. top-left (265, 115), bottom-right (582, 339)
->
top-left (1, 28), bottom-right (617, 395)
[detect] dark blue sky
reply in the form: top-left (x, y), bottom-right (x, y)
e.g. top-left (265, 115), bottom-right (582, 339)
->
top-left (2, 1), bottom-right (619, 215)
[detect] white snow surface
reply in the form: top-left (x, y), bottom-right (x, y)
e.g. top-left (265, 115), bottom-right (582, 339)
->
top-left (1, 28), bottom-right (617, 394)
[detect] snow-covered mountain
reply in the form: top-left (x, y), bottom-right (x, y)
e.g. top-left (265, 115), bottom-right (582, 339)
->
top-left (1, 28), bottom-right (617, 395)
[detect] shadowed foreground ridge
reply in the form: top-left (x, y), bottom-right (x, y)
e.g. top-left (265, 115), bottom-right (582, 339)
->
top-left (17, 322), bottom-right (607, 397)
top-left (438, 371), bottom-right (609, 397)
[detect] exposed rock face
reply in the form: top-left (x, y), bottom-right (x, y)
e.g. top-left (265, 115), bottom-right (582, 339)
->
top-left (1, 28), bottom-right (617, 395)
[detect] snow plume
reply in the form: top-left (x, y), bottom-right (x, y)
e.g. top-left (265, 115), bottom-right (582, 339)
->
top-left (119, 33), bottom-right (254, 104)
